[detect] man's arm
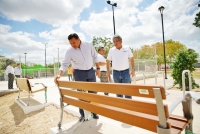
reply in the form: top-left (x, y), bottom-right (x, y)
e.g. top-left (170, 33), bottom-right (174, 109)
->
top-left (129, 57), bottom-right (135, 77)
top-left (95, 62), bottom-right (100, 77)
top-left (106, 60), bottom-right (111, 77)
top-left (99, 62), bottom-right (106, 66)
top-left (54, 51), bottom-right (70, 84)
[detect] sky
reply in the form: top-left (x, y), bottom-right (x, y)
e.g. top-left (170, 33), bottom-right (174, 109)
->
top-left (0, 0), bottom-right (200, 65)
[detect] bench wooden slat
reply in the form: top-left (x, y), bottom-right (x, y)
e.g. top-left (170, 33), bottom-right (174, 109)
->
top-left (170, 115), bottom-right (188, 122)
top-left (60, 89), bottom-right (169, 117)
top-left (171, 127), bottom-right (182, 134)
top-left (168, 118), bottom-right (188, 131)
top-left (58, 81), bottom-right (166, 99)
top-left (62, 96), bottom-right (171, 133)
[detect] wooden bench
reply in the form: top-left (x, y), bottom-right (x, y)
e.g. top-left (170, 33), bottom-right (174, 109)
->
top-left (16, 78), bottom-right (47, 106)
top-left (57, 80), bottom-right (194, 134)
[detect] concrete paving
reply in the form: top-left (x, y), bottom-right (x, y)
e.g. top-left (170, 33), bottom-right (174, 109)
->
top-left (0, 75), bottom-right (200, 134)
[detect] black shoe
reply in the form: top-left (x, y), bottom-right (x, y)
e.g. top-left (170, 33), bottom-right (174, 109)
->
top-left (79, 116), bottom-right (85, 122)
top-left (104, 93), bottom-right (108, 95)
top-left (92, 113), bottom-right (99, 119)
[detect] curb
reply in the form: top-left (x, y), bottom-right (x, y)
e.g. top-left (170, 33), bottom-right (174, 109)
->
top-left (0, 89), bottom-right (19, 97)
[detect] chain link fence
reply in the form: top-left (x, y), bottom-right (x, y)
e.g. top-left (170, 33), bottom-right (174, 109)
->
top-left (134, 59), bottom-right (157, 73)
top-left (1, 56), bottom-right (157, 81)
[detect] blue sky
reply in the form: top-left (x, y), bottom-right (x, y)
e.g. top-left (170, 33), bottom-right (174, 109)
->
top-left (0, 0), bottom-right (200, 65)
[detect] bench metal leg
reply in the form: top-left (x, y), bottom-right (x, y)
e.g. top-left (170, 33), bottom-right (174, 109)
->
top-left (58, 98), bottom-right (64, 129)
top-left (45, 90), bottom-right (47, 103)
top-left (27, 91), bottom-right (31, 106)
top-left (18, 89), bottom-right (21, 99)
top-left (157, 126), bottom-right (171, 134)
top-left (153, 88), bottom-right (168, 128)
top-left (182, 93), bottom-right (193, 133)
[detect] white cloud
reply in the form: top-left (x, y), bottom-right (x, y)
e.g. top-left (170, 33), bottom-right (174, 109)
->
top-left (80, 0), bottom-right (200, 50)
top-left (0, 0), bottom-right (91, 26)
top-left (0, 0), bottom-right (200, 66)
top-left (0, 0), bottom-right (92, 65)
top-left (0, 24), bottom-right (12, 33)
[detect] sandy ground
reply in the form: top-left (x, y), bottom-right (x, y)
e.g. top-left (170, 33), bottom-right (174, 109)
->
top-left (0, 92), bottom-right (78, 134)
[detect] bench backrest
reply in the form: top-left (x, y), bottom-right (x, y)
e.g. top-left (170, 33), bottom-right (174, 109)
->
top-left (16, 78), bottom-right (31, 92)
top-left (57, 80), bottom-right (169, 133)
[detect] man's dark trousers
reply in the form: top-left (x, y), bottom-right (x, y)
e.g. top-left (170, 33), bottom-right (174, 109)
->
top-left (73, 68), bottom-right (96, 117)
top-left (8, 73), bottom-right (14, 89)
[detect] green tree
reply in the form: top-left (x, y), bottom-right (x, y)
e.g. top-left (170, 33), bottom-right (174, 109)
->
top-left (92, 36), bottom-right (113, 58)
top-left (171, 49), bottom-right (199, 91)
top-left (139, 45), bottom-right (153, 59)
top-left (193, 11), bottom-right (200, 28)
top-left (151, 40), bottom-right (186, 70)
top-left (165, 40), bottom-right (186, 63)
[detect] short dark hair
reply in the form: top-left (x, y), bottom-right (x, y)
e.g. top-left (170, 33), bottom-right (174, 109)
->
top-left (68, 33), bottom-right (79, 40)
top-left (9, 61), bottom-right (14, 65)
top-left (98, 47), bottom-right (104, 52)
top-left (17, 63), bottom-right (20, 66)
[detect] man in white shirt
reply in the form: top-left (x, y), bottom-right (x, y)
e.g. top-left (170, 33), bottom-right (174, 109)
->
top-left (97, 47), bottom-right (111, 95)
top-left (14, 63), bottom-right (22, 78)
top-left (5, 61), bottom-right (15, 89)
top-left (106, 35), bottom-right (135, 99)
top-left (54, 33), bottom-right (100, 122)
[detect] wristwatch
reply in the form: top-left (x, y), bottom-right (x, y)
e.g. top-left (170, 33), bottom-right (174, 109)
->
top-left (96, 67), bottom-right (100, 70)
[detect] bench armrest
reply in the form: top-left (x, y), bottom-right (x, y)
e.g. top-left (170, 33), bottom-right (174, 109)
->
top-left (168, 98), bottom-right (183, 115)
top-left (187, 91), bottom-right (200, 104)
top-left (35, 83), bottom-right (47, 88)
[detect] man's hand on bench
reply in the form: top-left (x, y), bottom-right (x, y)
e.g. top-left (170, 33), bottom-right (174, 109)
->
top-left (54, 75), bottom-right (61, 84)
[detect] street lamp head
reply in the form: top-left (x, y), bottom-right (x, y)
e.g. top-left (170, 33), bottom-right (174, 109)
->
top-left (107, 1), bottom-right (111, 4)
top-left (24, 53), bottom-right (27, 55)
top-left (43, 42), bottom-right (48, 45)
top-left (158, 6), bottom-right (165, 14)
top-left (113, 3), bottom-right (117, 7)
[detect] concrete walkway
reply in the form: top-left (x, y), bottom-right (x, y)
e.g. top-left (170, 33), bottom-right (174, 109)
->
top-left (0, 75), bottom-right (200, 134)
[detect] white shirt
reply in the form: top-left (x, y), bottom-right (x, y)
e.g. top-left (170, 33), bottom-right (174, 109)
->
top-left (5, 65), bottom-right (14, 75)
top-left (107, 46), bottom-right (133, 70)
top-left (97, 53), bottom-right (107, 71)
top-left (14, 67), bottom-right (22, 75)
top-left (60, 41), bottom-right (98, 72)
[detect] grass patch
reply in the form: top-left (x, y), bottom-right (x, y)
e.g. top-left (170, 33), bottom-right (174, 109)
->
top-left (160, 68), bottom-right (200, 79)
top-left (192, 68), bottom-right (200, 79)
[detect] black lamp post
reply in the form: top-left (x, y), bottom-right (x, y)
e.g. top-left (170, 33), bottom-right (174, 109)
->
top-left (24, 53), bottom-right (27, 77)
top-left (158, 6), bottom-right (167, 79)
top-left (107, 0), bottom-right (117, 35)
top-left (43, 42), bottom-right (48, 78)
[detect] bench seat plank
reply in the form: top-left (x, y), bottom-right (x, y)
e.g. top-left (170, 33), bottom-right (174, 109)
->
top-left (170, 115), bottom-right (188, 122)
top-left (62, 96), bottom-right (171, 133)
top-left (58, 81), bottom-right (166, 99)
top-left (171, 127), bottom-right (182, 134)
top-left (60, 89), bottom-right (169, 117)
top-left (168, 118), bottom-right (188, 131)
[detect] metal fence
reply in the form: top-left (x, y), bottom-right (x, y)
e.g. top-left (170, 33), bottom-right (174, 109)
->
top-left (0, 56), bottom-right (157, 81)
top-left (134, 59), bottom-right (157, 73)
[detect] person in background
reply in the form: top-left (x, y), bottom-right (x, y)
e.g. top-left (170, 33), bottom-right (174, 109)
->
top-left (67, 65), bottom-right (73, 81)
top-left (54, 33), bottom-right (100, 122)
top-left (97, 46), bottom-right (112, 95)
top-left (106, 34), bottom-right (135, 99)
top-left (5, 61), bottom-right (15, 89)
top-left (14, 63), bottom-right (22, 78)
top-left (72, 67), bottom-right (75, 81)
